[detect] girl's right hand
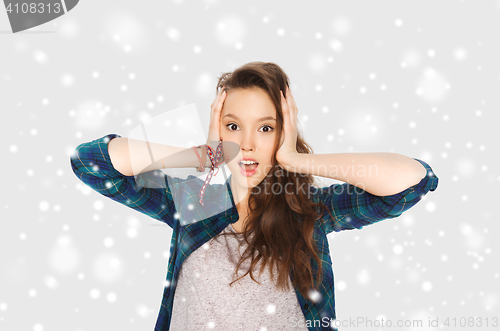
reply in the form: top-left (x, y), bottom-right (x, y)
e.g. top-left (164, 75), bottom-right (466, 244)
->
top-left (207, 87), bottom-right (227, 146)
top-left (206, 87), bottom-right (227, 149)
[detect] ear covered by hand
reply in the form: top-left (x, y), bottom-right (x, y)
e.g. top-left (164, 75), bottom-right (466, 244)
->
top-left (276, 85), bottom-right (299, 169)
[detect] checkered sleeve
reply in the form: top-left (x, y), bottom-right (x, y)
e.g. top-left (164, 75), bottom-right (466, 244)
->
top-left (70, 133), bottom-right (178, 228)
top-left (312, 158), bottom-right (439, 234)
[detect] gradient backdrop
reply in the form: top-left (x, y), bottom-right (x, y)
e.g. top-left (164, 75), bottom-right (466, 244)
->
top-left (0, 0), bottom-right (498, 330)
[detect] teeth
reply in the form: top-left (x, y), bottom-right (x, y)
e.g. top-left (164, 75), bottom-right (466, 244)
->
top-left (240, 160), bottom-right (256, 165)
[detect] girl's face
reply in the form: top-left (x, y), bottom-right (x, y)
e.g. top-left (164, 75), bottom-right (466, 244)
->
top-left (220, 87), bottom-right (278, 190)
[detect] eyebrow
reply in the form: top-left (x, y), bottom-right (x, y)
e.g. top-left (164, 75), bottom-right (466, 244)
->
top-left (222, 113), bottom-right (276, 122)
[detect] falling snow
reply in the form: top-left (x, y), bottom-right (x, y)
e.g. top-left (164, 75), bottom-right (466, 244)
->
top-left (0, 0), bottom-right (495, 330)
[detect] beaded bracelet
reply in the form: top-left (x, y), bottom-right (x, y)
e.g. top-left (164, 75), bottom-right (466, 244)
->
top-left (193, 137), bottom-right (229, 205)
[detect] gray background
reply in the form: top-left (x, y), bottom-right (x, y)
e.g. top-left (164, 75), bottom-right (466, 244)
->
top-left (1, 0), bottom-right (498, 330)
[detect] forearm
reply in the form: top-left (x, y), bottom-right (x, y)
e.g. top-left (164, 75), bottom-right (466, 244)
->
top-left (288, 152), bottom-right (427, 196)
top-left (108, 137), bottom-right (211, 176)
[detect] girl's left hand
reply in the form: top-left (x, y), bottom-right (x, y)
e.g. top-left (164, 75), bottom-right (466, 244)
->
top-left (276, 85), bottom-right (299, 170)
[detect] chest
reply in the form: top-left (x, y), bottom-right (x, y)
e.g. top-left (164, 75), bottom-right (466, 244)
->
top-left (180, 225), bottom-right (272, 284)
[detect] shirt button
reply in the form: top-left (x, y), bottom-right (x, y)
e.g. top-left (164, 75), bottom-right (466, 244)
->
top-left (304, 304), bottom-right (309, 309)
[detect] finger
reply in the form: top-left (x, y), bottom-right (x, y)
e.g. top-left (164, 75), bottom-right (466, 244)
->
top-left (212, 88), bottom-right (225, 109)
top-left (286, 85), bottom-right (296, 105)
top-left (216, 88), bottom-right (224, 104)
top-left (283, 88), bottom-right (295, 124)
top-left (286, 86), bottom-right (298, 122)
top-left (280, 90), bottom-right (288, 117)
top-left (218, 88), bottom-right (226, 101)
top-left (284, 87), bottom-right (298, 142)
top-left (214, 90), bottom-right (227, 130)
top-left (284, 86), bottom-right (293, 107)
top-left (286, 86), bottom-right (297, 110)
top-left (209, 89), bottom-right (225, 132)
top-left (281, 89), bottom-right (288, 109)
top-left (217, 90), bottom-right (226, 113)
top-left (281, 90), bottom-right (291, 131)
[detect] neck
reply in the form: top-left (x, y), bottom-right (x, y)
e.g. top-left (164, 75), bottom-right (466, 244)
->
top-left (230, 175), bottom-right (251, 217)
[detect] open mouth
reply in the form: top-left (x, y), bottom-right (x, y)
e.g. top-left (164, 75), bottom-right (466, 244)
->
top-left (238, 161), bottom-right (259, 177)
top-left (239, 162), bottom-right (259, 172)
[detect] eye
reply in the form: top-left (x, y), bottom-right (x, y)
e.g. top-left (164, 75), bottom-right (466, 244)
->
top-left (260, 125), bottom-right (274, 133)
top-left (226, 123), bottom-right (274, 133)
top-left (226, 123), bottom-right (239, 131)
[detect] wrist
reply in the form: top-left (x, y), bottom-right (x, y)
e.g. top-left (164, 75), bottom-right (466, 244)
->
top-left (199, 146), bottom-right (213, 168)
top-left (279, 153), bottom-right (301, 172)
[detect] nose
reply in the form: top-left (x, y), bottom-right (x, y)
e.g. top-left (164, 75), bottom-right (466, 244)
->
top-left (241, 143), bottom-right (253, 152)
top-left (240, 132), bottom-right (254, 152)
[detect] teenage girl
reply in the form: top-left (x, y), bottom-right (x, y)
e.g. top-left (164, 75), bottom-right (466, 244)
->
top-left (70, 61), bottom-right (439, 330)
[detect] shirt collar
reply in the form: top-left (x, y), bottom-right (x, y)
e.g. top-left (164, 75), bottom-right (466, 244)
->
top-left (222, 174), bottom-right (239, 222)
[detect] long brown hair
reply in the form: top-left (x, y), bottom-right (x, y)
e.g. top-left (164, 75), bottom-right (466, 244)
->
top-left (212, 61), bottom-right (334, 300)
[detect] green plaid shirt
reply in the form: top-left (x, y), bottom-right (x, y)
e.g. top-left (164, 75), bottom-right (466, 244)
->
top-left (70, 133), bottom-right (439, 331)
